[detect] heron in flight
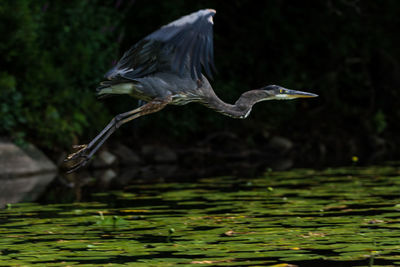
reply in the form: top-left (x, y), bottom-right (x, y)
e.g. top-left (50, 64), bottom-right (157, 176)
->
top-left (66, 9), bottom-right (317, 172)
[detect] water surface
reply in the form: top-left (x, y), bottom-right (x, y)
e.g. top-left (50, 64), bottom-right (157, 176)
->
top-left (1, 165), bottom-right (400, 266)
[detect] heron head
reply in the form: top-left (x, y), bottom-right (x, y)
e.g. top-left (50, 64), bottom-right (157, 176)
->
top-left (262, 85), bottom-right (318, 100)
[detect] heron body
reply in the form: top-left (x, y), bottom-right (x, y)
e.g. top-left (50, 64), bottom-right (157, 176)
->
top-left (66, 9), bottom-right (317, 172)
top-left (99, 72), bottom-right (204, 105)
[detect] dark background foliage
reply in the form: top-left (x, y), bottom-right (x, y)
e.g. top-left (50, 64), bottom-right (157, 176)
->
top-left (1, 0), bottom-right (399, 165)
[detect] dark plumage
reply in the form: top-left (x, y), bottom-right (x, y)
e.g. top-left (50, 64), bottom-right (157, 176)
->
top-left (104, 9), bottom-right (215, 81)
top-left (66, 9), bottom-right (317, 172)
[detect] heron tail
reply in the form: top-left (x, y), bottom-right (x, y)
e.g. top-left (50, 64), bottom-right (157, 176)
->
top-left (96, 81), bottom-right (135, 98)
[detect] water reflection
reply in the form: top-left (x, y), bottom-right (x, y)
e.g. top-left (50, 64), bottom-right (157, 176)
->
top-left (45, 157), bottom-right (293, 204)
top-left (0, 172), bottom-right (57, 207)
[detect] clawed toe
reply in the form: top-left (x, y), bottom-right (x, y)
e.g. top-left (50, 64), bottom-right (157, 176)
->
top-left (66, 157), bottom-right (89, 173)
top-left (65, 144), bottom-right (88, 161)
top-left (65, 144), bottom-right (92, 173)
top-left (72, 144), bottom-right (87, 150)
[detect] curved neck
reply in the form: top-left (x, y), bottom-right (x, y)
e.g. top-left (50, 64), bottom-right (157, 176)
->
top-left (202, 89), bottom-right (270, 119)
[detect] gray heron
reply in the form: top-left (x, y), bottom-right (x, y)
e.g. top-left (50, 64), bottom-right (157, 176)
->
top-left (66, 9), bottom-right (317, 172)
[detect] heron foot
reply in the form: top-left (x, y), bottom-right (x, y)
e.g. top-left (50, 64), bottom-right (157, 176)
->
top-left (66, 144), bottom-right (88, 161)
top-left (66, 155), bottom-right (90, 173)
top-left (65, 144), bottom-right (92, 173)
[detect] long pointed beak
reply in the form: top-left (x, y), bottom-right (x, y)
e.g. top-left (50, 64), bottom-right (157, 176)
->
top-left (286, 89), bottom-right (318, 98)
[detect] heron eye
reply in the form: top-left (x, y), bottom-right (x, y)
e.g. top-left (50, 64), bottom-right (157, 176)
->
top-left (279, 89), bottom-right (283, 93)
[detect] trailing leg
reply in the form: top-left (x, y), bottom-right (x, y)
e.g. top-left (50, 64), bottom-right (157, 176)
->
top-left (65, 97), bottom-right (171, 172)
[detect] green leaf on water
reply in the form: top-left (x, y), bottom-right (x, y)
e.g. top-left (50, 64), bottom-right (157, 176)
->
top-left (2, 166), bottom-right (400, 265)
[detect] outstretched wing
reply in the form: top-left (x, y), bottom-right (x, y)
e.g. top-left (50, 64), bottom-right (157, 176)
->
top-left (104, 39), bottom-right (162, 80)
top-left (105, 9), bottom-right (216, 81)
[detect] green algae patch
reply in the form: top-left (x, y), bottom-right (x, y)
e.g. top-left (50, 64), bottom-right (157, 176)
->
top-left (1, 165), bottom-right (400, 266)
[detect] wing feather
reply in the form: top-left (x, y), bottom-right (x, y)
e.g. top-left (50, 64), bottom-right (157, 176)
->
top-left (104, 9), bottom-right (216, 81)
